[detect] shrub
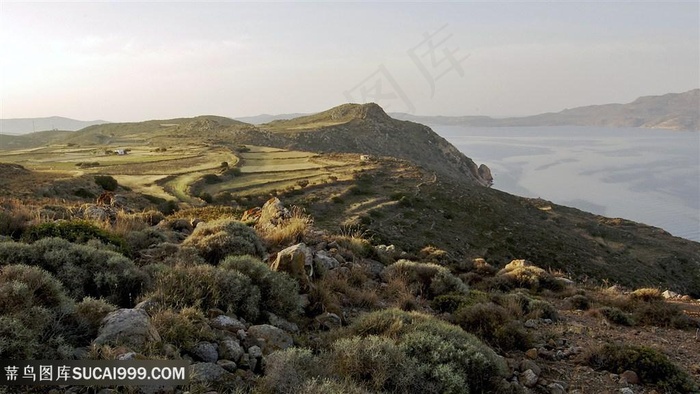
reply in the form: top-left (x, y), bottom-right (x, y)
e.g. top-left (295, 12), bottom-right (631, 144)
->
top-left (94, 175), bottom-right (118, 191)
top-left (74, 297), bottom-right (117, 337)
top-left (381, 260), bottom-right (468, 299)
top-left (348, 309), bottom-right (508, 393)
top-left (495, 260), bottom-right (563, 292)
top-left (0, 315), bottom-right (40, 359)
top-left (587, 344), bottom-right (698, 393)
top-left (182, 219), bottom-right (265, 264)
top-left (330, 335), bottom-right (419, 392)
top-left (297, 378), bottom-right (372, 394)
top-left (148, 264), bottom-right (261, 321)
top-left (0, 238), bottom-right (149, 307)
top-left (632, 301), bottom-right (697, 329)
top-left (567, 294), bottom-right (591, 310)
top-left (630, 288), bottom-right (663, 302)
top-left (454, 302), bottom-right (532, 352)
top-left (0, 264), bottom-right (71, 313)
top-left (431, 290), bottom-right (490, 314)
top-left (202, 174), bottom-right (221, 184)
top-left (258, 347), bottom-right (324, 394)
top-left (151, 307), bottom-right (215, 350)
top-left (599, 307), bottom-right (635, 326)
top-left (22, 220), bottom-right (126, 252)
top-left (220, 255), bottom-right (300, 319)
top-left (125, 227), bottom-right (168, 256)
top-left (256, 206), bottom-right (313, 248)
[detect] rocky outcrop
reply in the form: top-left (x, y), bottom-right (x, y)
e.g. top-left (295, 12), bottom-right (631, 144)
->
top-left (270, 243), bottom-right (313, 290)
top-left (247, 324), bottom-right (294, 355)
top-left (94, 309), bottom-right (160, 348)
top-left (478, 164), bottom-right (493, 185)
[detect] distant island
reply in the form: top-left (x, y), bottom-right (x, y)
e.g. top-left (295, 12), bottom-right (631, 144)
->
top-left (392, 89), bottom-right (699, 131)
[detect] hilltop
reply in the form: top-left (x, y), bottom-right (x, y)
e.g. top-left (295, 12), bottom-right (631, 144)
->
top-left (393, 89), bottom-right (700, 131)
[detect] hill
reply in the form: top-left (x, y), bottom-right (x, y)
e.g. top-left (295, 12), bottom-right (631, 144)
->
top-left (0, 116), bottom-right (109, 135)
top-left (393, 89), bottom-right (700, 131)
top-left (0, 103), bottom-right (699, 392)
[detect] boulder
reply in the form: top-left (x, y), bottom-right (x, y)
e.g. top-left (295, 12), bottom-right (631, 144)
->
top-left (191, 342), bottom-right (218, 363)
top-left (84, 205), bottom-right (110, 222)
top-left (478, 164), bottom-right (493, 185)
top-left (218, 338), bottom-right (244, 363)
top-left (267, 313), bottom-right (299, 333)
top-left (190, 363), bottom-right (228, 383)
top-left (662, 290), bottom-right (680, 299)
top-left (257, 197), bottom-right (290, 230)
top-left (94, 309), bottom-right (160, 348)
top-left (217, 360), bottom-right (237, 373)
top-left (247, 324), bottom-right (293, 355)
top-left (210, 315), bottom-right (246, 332)
top-left (520, 369), bottom-right (539, 387)
top-left (314, 250), bottom-right (339, 271)
top-left (620, 370), bottom-right (639, 385)
top-left (271, 243), bottom-right (313, 289)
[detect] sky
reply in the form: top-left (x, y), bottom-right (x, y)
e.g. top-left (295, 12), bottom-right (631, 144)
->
top-left (1, 1), bottom-right (698, 122)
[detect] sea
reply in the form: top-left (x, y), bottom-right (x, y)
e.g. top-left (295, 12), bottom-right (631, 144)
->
top-left (431, 125), bottom-right (700, 243)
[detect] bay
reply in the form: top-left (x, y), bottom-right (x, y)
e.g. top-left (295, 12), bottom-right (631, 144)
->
top-left (432, 125), bottom-right (700, 242)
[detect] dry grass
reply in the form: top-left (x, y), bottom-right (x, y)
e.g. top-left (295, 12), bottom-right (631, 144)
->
top-left (257, 206), bottom-right (313, 248)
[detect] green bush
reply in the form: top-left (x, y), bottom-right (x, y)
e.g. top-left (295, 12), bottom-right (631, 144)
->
top-left (297, 378), bottom-right (372, 394)
top-left (454, 302), bottom-right (532, 352)
top-left (0, 264), bottom-right (70, 313)
top-left (125, 227), bottom-right (168, 256)
top-left (202, 174), bottom-right (221, 184)
top-left (567, 294), bottom-right (591, 310)
top-left (0, 238), bottom-right (149, 307)
top-left (73, 297), bottom-right (117, 337)
top-left (94, 175), bottom-right (118, 191)
top-left (148, 264), bottom-right (261, 321)
top-left (599, 307), bottom-right (635, 326)
top-left (182, 219), bottom-right (265, 264)
top-left (258, 347), bottom-right (325, 394)
top-left (151, 307), bottom-right (215, 351)
top-left (0, 315), bottom-right (40, 359)
top-left (430, 290), bottom-right (490, 314)
top-left (495, 260), bottom-right (563, 292)
top-left (381, 260), bottom-right (468, 299)
top-left (220, 255), bottom-right (300, 319)
top-left (348, 309), bottom-right (508, 393)
top-left (330, 335), bottom-right (419, 392)
top-left (587, 344), bottom-right (698, 393)
top-left (22, 220), bottom-right (126, 252)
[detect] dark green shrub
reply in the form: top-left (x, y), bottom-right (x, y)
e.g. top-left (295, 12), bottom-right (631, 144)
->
top-left (148, 264), bottom-right (261, 321)
top-left (74, 188), bottom-right (96, 199)
top-left (158, 200), bottom-right (179, 215)
top-left (74, 297), bottom-right (117, 337)
top-left (431, 290), bottom-right (490, 314)
top-left (330, 335), bottom-right (419, 392)
top-left (599, 307), bottom-right (635, 326)
top-left (567, 294), bottom-right (591, 310)
top-left (125, 228), bottom-right (168, 256)
top-left (22, 220), bottom-right (125, 252)
top-left (0, 264), bottom-right (71, 313)
top-left (331, 196), bottom-right (344, 204)
top-left (182, 219), bottom-right (265, 264)
top-left (220, 255), bottom-right (300, 319)
top-left (381, 260), bottom-right (468, 299)
top-left (0, 315), bottom-right (40, 359)
top-left (0, 238), bottom-right (149, 307)
top-left (632, 301), bottom-right (698, 329)
top-left (202, 174), bottom-right (221, 184)
top-left (349, 309), bottom-right (508, 393)
top-left (151, 307), bottom-right (215, 350)
top-left (454, 302), bottom-right (532, 352)
top-left (94, 175), bottom-right (118, 191)
top-left (587, 344), bottom-right (698, 393)
top-left (259, 347), bottom-right (325, 394)
top-left (297, 378), bottom-right (371, 394)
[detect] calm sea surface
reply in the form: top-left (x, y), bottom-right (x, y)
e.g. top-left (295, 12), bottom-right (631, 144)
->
top-left (432, 125), bottom-right (700, 242)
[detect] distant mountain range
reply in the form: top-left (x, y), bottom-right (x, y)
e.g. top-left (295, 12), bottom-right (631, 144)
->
top-left (392, 89), bottom-right (699, 131)
top-left (0, 116), bottom-right (109, 135)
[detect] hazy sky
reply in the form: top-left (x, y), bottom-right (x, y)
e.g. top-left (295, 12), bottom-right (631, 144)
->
top-left (1, 1), bottom-right (698, 121)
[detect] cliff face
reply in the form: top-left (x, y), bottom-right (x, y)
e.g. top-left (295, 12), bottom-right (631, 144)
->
top-left (257, 103), bottom-right (494, 187)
